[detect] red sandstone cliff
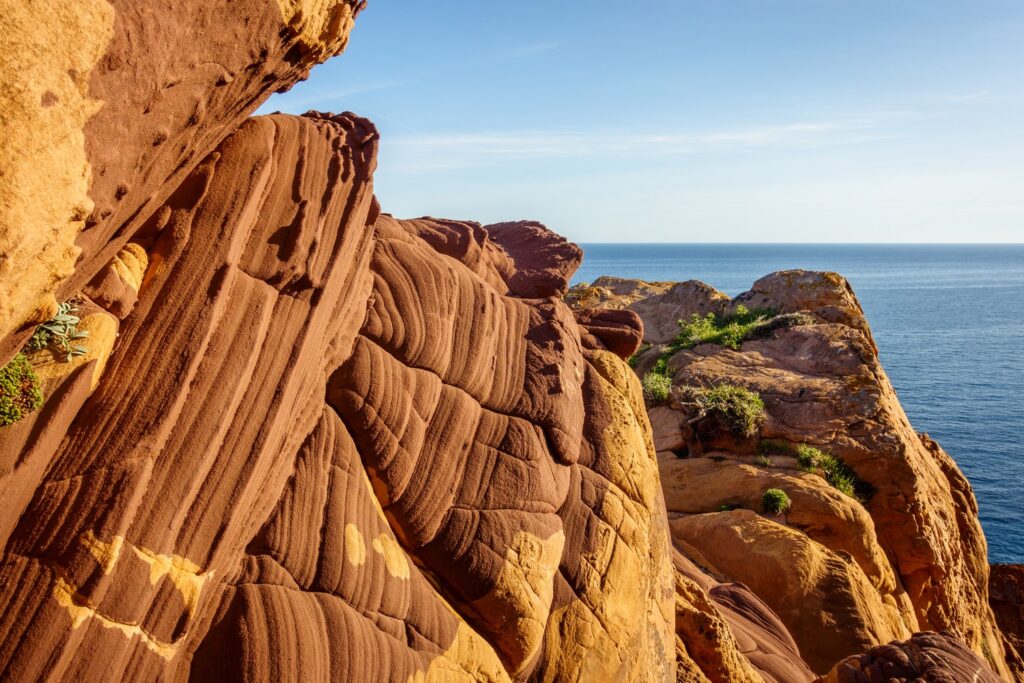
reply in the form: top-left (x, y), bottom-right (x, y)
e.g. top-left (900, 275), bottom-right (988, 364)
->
top-left (0, 2), bottom-right (1019, 681)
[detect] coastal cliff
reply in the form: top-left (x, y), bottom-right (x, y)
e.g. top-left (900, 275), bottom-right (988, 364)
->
top-left (0, 2), bottom-right (1019, 681)
top-left (569, 273), bottom-right (1022, 680)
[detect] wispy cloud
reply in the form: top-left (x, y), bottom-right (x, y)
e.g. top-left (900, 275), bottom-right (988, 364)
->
top-left (384, 117), bottom-right (904, 172)
top-left (260, 81), bottom-right (403, 113)
top-left (498, 40), bottom-right (564, 59)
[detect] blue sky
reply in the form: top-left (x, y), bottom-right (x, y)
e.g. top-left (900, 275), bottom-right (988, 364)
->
top-left (259, 1), bottom-right (1024, 243)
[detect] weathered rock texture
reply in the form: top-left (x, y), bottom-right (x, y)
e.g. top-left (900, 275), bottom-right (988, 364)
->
top-left (0, 110), bottom-right (676, 681)
top-left (0, 0), bottom-right (366, 358)
top-left (819, 631), bottom-right (1005, 683)
top-left (569, 272), bottom-right (1016, 679)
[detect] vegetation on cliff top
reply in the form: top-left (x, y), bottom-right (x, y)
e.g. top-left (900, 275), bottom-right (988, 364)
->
top-left (681, 384), bottom-right (766, 438)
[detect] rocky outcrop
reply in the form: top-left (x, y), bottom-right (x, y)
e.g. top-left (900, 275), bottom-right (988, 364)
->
top-left (0, 107), bottom-right (676, 680)
top-left (819, 631), bottom-right (1004, 683)
top-left (567, 277), bottom-right (729, 344)
top-left (571, 272), bottom-right (1016, 678)
top-left (0, 0), bottom-right (366, 358)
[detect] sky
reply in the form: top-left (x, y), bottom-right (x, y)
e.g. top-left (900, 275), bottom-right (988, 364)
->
top-left (259, 1), bottom-right (1024, 243)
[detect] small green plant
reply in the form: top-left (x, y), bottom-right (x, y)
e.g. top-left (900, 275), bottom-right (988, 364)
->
top-left (681, 384), bottom-right (766, 437)
top-left (796, 444), bottom-right (818, 471)
top-left (717, 503), bottom-right (741, 512)
top-left (762, 488), bottom-right (791, 515)
top-left (27, 302), bottom-right (89, 362)
top-left (641, 372), bottom-right (673, 403)
top-left (757, 454), bottom-right (773, 468)
top-left (0, 353), bottom-right (43, 427)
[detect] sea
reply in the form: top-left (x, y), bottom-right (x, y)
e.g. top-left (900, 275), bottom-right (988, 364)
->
top-left (572, 244), bottom-right (1024, 564)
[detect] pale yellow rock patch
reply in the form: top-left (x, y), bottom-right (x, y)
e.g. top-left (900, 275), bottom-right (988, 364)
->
top-left (371, 533), bottom-right (411, 580)
top-left (473, 530), bottom-right (564, 673)
top-left (54, 532), bottom-right (212, 661)
top-left (0, 0), bottom-right (115, 341)
top-left (274, 0), bottom-right (359, 60)
top-left (81, 530), bottom-right (124, 575)
top-left (131, 545), bottom-right (212, 618)
top-left (111, 242), bottom-right (149, 293)
top-left (343, 523), bottom-right (366, 566)
top-left (52, 576), bottom-right (178, 660)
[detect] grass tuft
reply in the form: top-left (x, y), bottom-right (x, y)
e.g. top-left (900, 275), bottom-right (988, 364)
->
top-left (642, 372), bottom-right (673, 404)
top-left (762, 488), bottom-right (791, 515)
top-left (760, 440), bottom-right (873, 502)
top-left (681, 384), bottom-right (766, 438)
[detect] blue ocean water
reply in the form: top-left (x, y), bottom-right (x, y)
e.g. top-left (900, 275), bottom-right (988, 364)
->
top-left (573, 244), bottom-right (1024, 563)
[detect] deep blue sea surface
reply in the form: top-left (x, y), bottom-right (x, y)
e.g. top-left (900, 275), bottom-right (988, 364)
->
top-left (573, 244), bottom-right (1024, 563)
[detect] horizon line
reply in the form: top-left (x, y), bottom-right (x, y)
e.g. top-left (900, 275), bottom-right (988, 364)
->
top-left (572, 241), bottom-right (1024, 246)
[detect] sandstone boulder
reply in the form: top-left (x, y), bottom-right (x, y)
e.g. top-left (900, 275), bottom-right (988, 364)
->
top-left (819, 631), bottom-right (1005, 683)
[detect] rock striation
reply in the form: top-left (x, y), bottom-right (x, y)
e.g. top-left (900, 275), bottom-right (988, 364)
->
top-left (0, 106), bottom-right (675, 680)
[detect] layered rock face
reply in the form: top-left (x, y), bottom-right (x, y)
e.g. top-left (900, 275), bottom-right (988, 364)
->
top-left (569, 273), bottom-right (1016, 678)
top-left (0, 107), bottom-right (675, 680)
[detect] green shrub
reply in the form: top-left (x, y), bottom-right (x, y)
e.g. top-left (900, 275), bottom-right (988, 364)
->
top-left (642, 372), bottom-right (673, 403)
top-left (671, 305), bottom-right (776, 351)
top-left (757, 454), bottom-right (773, 468)
top-left (762, 488), bottom-right (791, 515)
top-left (717, 503), bottom-right (741, 512)
top-left (669, 305), bottom-right (815, 352)
top-left (27, 301), bottom-right (89, 362)
top-left (0, 353), bottom-right (43, 427)
top-left (682, 384), bottom-right (766, 437)
top-left (795, 444), bottom-right (819, 471)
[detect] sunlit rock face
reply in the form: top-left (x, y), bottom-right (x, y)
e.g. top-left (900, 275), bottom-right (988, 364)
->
top-left (0, 108), bottom-right (676, 681)
top-left (0, 0), bottom-right (366, 358)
